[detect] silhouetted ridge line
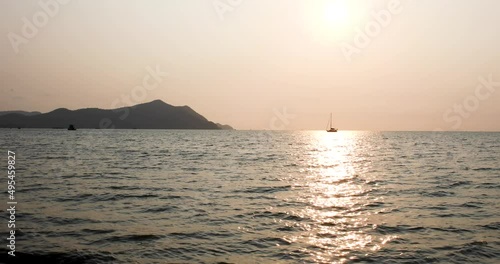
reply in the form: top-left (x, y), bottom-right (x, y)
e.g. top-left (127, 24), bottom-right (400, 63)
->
top-left (0, 100), bottom-right (234, 130)
top-left (0, 111), bottom-right (41, 116)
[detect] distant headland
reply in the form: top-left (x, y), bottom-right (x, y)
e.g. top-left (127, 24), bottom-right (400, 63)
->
top-left (0, 100), bottom-right (233, 130)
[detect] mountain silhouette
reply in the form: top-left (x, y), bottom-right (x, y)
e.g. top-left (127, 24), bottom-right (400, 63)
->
top-left (0, 111), bottom-right (41, 116)
top-left (0, 100), bottom-right (233, 130)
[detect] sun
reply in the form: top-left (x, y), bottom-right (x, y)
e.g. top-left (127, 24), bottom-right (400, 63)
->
top-left (304, 0), bottom-right (362, 44)
top-left (324, 0), bottom-right (350, 28)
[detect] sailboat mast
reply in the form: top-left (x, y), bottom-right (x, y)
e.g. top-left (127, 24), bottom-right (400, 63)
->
top-left (326, 112), bottom-right (338, 132)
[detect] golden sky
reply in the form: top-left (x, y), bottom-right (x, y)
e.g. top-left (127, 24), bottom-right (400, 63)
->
top-left (1, 0), bottom-right (499, 131)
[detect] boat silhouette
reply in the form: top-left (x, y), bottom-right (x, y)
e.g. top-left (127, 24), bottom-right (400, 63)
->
top-left (326, 113), bottom-right (338, 132)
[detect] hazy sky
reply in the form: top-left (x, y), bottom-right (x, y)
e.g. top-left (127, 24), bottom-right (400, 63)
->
top-left (1, 0), bottom-right (499, 131)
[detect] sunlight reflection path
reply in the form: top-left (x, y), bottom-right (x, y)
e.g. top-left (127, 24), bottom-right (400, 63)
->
top-left (283, 131), bottom-right (397, 263)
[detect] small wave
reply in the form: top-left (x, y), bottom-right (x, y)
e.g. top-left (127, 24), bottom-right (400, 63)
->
top-left (475, 182), bottom-right (500, 189)
top-left (250, 211), bottom-right (309, 222)
top-left (141, 205), bottom-right (178, 213)
top-left (312, 204), bottom-right (345, 214)
top-left (242, 237), bottom-right (291, 249)
top-left (426, 205), bottom-right (449, 210)
top-left (97, 193), bottom-right (159, 201)
top-left (45, 156), bottom-right (70, 160)
top-left (472, 167), bottom-right (499, 171)
top-left (460, 202), bottom-right (484, 208)
top-left (240, 185), bottom-right (291, 194)
top-left (374, 224), bottom-right (425, 235)
top-left (374, 207), bottom-right (401, 215)
top-left (0, 250), bottom-right (116, 264)
top-left (447, 241), bottom-right (500, 261)
top-left (56, 193), bottom-right (94, 202)
top-left (168, 231), bottom-right (233, 240)
top-left (81, 229), bottom-right (116, 235)
top-left (365, 179), bottom-right (384, 185)
top-left (480, 222), bottom-right (500, 230)
top-left (448, 181), bottom-right (473, 187)
top-left (421, 190), bottom-right (455, 197)
top-left (108, 185), bottom-right (142, 191)
top-left (276, 226), bottom-right (296, 232)
top-left (316, 232), bottom-right (339, 239)
top-left (90, 234), bottom-right (164, 244)
top-left (247, 195), bottom-right (276, 200)
top-left (432, 212), bottom-right (471, 218)
top-left (45, 216), bottom-right (101, 225)
top-left (20, 186), bottom-right (54, 192)
top-left (434, 182), bottom-right (465, 189)
top-left (159, 195), bottom-right (184, 199)
top-left (328, 176), bottom-right (358, 184)
top-left (429, 226), bottom-right (472, 233)
top-left (365, 201), bottom-right (385, 208)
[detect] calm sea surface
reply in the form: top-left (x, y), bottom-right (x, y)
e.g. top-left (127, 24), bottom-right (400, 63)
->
top-left (1, 130), bottom-right (499, 263)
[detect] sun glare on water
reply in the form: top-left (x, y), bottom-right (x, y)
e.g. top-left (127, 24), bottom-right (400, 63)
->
top-left (278, 131), bottom-right (397, 262)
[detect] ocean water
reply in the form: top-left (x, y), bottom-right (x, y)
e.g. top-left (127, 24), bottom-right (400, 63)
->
top-left (1, 130), bottom-right (499, 263)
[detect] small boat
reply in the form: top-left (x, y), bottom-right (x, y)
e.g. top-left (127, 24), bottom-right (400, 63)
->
top-left (326, 113), bottom-right (338, 132)
top-left (68, 124), bottom-right (77, 130)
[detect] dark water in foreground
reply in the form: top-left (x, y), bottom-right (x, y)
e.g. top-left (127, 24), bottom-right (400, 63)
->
top-left (1, 130), bottom-right (499, 263)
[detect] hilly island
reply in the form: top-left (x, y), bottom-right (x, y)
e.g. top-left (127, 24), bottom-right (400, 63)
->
top-left (0, 100), bottom-right (233, 130)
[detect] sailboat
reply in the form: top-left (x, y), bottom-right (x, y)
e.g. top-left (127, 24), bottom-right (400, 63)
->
top-left (326, 113), bottom-right (338, 132)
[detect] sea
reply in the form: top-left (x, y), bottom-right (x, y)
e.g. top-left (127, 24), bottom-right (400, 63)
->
top-left (1, 130), bottom-right (499, 264)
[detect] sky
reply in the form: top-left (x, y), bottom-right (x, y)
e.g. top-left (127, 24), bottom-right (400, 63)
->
top-left (1, 0), bottom-right (499, 131)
